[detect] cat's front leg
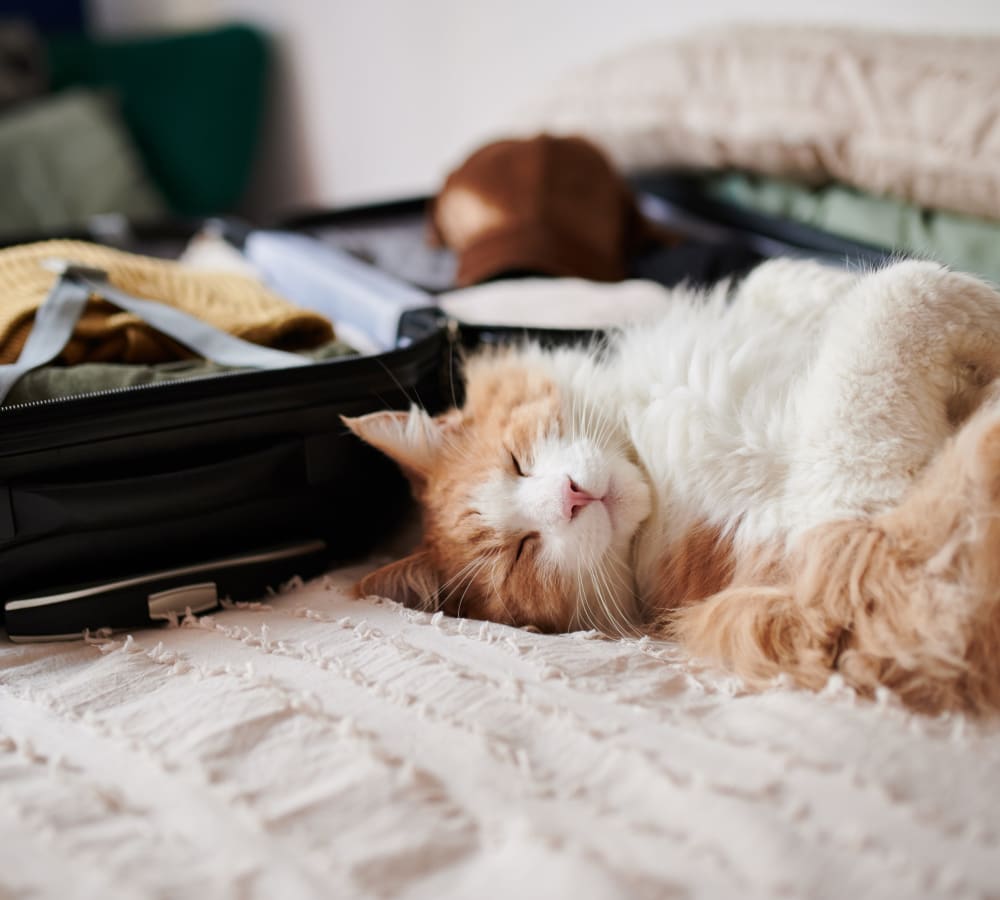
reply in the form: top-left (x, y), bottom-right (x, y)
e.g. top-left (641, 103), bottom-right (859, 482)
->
top-left (787, 260), bottom-right (1000, 532)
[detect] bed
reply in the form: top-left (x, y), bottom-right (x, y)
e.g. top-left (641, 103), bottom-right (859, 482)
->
top-left (3, 557), bottom-right (999, 899)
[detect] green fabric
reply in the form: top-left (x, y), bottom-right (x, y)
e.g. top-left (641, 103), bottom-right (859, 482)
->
top-left (4, 339), bottom-right (356, 406)
top-left (45, 25), bottom-right (269, 216)
top-left (0, 88), bottom-right (166, 237)
top-left (704, 173), bottom-right (1000, 286)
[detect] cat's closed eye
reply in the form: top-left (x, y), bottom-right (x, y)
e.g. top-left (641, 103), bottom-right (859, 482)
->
top-left (509, 449), bottom-right (526, 477)
top-left (514, 532), bottom-right (538, 564)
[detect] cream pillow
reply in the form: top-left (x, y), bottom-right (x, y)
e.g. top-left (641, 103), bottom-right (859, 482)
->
top-left (511, 25), bottom-right (1000, 220)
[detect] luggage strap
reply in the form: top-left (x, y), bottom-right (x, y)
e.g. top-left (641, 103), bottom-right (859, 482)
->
top-left (0, 260), bottom-right (310, 404)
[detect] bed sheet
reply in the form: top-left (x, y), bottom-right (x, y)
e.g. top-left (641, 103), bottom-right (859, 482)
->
top-left (2, 559), bottom-right (999, 900)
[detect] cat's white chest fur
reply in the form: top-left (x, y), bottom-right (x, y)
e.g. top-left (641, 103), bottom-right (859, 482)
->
top-left (618, 269), bottom-right (837, 543)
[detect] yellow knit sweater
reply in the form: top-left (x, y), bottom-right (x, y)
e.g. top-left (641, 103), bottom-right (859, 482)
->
top-left (0, 240), bottom-right (334, 365)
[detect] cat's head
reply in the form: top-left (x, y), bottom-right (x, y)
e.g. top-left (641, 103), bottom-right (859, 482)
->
top-left (343, 347), bottom-right (652, 634)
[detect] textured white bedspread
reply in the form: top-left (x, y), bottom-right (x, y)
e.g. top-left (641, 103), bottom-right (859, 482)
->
top-left (2, 561), bottom-right (999, 900)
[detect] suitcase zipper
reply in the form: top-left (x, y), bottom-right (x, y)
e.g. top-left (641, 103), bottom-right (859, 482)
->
top-left (0, 366), bottom-right (257, 414)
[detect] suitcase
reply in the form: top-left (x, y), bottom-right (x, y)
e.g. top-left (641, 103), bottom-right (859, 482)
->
top-left (0, 184), bottom-right (891, 641)
top-left (0, 232), bottom-right (449, 641)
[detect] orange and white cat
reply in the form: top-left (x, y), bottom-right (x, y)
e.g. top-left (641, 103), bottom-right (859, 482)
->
top-left (345, 259), bottom-right (1000, 714)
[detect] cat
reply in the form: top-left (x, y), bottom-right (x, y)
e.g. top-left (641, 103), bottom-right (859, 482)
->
top-left (344, 258), bottom-right (1000, 714)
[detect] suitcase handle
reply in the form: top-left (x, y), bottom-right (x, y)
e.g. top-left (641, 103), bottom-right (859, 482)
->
top-left (0, 263), bottom-right (310, 404)
top-left (6, 438), bottom-right (310, 541)
top-left (4, 539), bottom-right (329, 642)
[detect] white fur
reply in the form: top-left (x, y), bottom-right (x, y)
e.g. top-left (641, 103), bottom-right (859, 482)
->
top-left (478, 258), bottom-right (1000, 613)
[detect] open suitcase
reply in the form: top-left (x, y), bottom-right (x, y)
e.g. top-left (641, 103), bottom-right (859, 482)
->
top-left (0, 184), bottom-right (890, 641)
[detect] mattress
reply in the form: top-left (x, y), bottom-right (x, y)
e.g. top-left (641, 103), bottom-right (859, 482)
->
top-left (2, 559), bottom-right (999, 900)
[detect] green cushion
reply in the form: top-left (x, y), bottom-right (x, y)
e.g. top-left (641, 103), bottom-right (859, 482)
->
top-left (46, 25), bottom-right (269, 216)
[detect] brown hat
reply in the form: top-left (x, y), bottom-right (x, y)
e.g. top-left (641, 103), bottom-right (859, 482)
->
top-left (430, 134), bottom-right (674, 287)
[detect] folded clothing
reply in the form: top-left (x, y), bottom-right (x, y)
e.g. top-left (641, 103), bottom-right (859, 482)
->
top-left (705, 172), bottom-right (1000, 285)
top-left (0, 240), bottom-right (334, 365)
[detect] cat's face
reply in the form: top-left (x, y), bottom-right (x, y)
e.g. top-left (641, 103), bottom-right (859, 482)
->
top-left (344, 349), bottom-right (652, 634)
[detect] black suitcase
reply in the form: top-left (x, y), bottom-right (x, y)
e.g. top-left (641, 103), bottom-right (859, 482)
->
top-left (0, 185), bottom-right (890, 641)
top-left (0, 237), bottom-right (450, 640)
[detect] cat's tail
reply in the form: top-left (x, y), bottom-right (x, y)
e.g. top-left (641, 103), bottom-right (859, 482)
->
top-left (663, 394), bottom-right (1000, 714)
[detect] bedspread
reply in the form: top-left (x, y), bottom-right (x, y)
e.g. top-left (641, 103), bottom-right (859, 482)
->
top-left (2, 561), bottom-right (999, 900)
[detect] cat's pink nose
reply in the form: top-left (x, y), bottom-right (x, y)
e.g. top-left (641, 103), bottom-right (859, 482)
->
top-left (563, 478), bottom-right (598, 521)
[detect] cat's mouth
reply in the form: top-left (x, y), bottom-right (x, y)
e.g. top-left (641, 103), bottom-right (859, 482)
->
top-left (569, 476), bottom-right (619, 531)
top-left (598, 485), bottom-right (618, 530)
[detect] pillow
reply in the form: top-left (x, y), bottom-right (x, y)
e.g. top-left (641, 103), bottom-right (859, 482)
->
top-left (0, 87), bottom-right (166, 237)
top-left (510, 25), bottom-right (1000, 221)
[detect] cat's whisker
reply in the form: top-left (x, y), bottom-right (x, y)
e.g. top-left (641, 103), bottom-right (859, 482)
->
top-left (439, 549), bottom-right (496, 620)
top-left (599, 559), bottom-right (630, 637)
top-left (585, 398), bottom-right (601, 446)
top-left (574, 557), bottom-right (599, 634)
top-left (370, 354), bottom-right (425, 414)
top-left (484, 555), bottom-right (519, 627)
top-left (585, 546), bottom-right (617, 637)
top-left (591, 557), bottom-right (617, 626)
top-left (453, 557), bottom-right (492, 619)
top-left (582, 540), bottom-right (638, 639)
top-left (604, 548), bottom-right (634, 585)
top-left (437, 555), bottom-right (483, 597)
top-left (569, 385), bottom-right (577, 444)
top-left (447, 554), bottom-right (491, 597)
top-left (438, 555), bottom-right (492, 614)
top-left (588, 400), bottom-right (610, 448)
top-left (598, 405), bottom-right (621, 453)
top-left (602, 556), bottom-right (639, 638)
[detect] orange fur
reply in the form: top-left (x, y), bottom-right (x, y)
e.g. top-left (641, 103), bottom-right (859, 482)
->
top-left (655, 524), bottom-right (746, 611)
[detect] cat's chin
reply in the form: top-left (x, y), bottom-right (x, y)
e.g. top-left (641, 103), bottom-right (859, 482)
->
top-left (557, 470), bottom-right (649, 562)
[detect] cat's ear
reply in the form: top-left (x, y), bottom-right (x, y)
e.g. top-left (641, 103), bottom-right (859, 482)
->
top-left (355, 549), bottom-right (441, 611)
top-left (342, 407), bottom-right (450, 482)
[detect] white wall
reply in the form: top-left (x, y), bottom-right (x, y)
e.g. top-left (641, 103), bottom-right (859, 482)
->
top-left (91, 0), bottom-right (1000, 217)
